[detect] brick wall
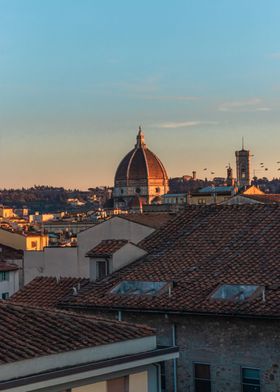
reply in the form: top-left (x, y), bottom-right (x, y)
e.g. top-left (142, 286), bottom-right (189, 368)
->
top-left (85, 309), bottom-right (280, 392)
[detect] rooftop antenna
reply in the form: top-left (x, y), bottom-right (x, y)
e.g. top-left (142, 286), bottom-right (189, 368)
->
top-left (242, 136), bottom-right (244, 150)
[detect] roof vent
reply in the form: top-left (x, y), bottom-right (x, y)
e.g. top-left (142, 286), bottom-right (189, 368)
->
top-left (72, 287), bottom-right (78, 296)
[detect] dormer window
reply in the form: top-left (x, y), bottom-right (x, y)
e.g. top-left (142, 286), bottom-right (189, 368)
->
top-left (96, 260), bottom-right (108, 280)
top-left (211, 284), bottom-right (262, 302)
top-left (86, 240), bottom-right (147, 282)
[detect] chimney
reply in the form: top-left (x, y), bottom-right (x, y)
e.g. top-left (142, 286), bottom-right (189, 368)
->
top-left (192, 171), bottom-right (197, 180)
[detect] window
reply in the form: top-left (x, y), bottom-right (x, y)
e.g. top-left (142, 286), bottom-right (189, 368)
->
top-left (107, 376), bottom-right (129, 392)
top-left (0, 271), bottom-right (9, 281)
top-left (135, 187), bottom-right (141, 194)
top-left (198, 199), bottom-right (206, 205)
top-left (156, 187), bottom-right (160, 193)
top-left (111, 280), bottom-right (168, 296)
top-left (96, 260), bottom-right (108, 279)
top-left (160, 362), bottom-right (167, 392)
top-left (211, 284), bottom-right (261, 302)
top-left (242, 368), bottom-right (260, 392)
top-left (31, 241), bottom-right (37, 248)
top-left (194, 363), bottom-right (211, 392)
top-left (1, 292), bottom-right (9, 300)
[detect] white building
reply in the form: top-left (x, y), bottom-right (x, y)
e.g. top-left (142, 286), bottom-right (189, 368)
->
top-left (23, 214), bottom-right (172, 283)
top-left (0, 302), bottom-right (178, 392)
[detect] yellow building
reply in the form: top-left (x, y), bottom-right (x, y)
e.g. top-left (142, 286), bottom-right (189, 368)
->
top-left (0, 206), bottom-right (15, 219)
top-left (0, 227), bottom-right (48, 251)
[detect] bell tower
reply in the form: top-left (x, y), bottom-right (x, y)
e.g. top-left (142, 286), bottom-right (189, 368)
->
top-left (235, 139), bottom-right (251, 187)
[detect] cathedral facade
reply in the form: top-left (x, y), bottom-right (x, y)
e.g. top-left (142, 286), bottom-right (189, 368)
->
top-left (113, 128), bottom-right (169, 208)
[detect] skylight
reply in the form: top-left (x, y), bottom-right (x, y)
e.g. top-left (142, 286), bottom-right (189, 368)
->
top-left (111, 280), bottom-right (168, 296)
top-left (211, 284), bottom-right (261, 301)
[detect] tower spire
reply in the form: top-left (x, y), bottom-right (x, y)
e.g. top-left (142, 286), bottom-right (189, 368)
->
top-left (242, 136), bottom-right (244, 150)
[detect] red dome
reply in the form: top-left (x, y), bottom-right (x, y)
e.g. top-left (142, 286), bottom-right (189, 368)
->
top-left (115, 129), bottom-right (168, 185)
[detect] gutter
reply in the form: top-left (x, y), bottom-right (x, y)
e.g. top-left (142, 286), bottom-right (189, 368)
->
top-left (59, 303), bottom-right (280, 321)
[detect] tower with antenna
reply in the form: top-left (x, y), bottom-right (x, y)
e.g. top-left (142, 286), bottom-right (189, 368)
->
top-left (235, 138), bottom-right (251, 187)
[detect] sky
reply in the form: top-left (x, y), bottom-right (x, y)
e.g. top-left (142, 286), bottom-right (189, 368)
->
top-left (1, 0), bottom-right (280, 189)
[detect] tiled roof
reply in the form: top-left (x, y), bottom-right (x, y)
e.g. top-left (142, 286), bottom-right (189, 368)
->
top-left (0, 262), bottom-right (18, 272)
top-left (86, 240), bottom-right (128, 258)
top-left (61, 205), bottom-right (280, 318)
top-left (119, 213), bottom-right (175, 229)
top-left (243, 194), bottom-right (280, 204)
top-left (0, 302), bottom-right (154, 365)
top-left (10, 277), bottom-right (90, 308)
top-left (0, 244), bottom-right (23, 260)
top-left (198, 186), bottom-right (234, 193)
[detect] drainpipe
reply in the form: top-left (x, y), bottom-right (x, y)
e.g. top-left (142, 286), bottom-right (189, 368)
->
top-left (172, 324), bottom-right (177, 392)
top-left (155, 363), bottom-right (161, 392)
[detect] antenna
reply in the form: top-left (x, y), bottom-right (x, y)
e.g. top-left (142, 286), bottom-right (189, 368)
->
top-left (242, 136), bottom-right (244, 150)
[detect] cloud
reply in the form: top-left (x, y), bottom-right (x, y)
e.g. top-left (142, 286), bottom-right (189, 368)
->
top-left (268, 52), bottom-right (280, 59)
top-left (153, 120), bottom-right (218, 129)
top-left (256, 107), bottom-right (272, 112)
top-left (218, 98), bottom-right (271, 112)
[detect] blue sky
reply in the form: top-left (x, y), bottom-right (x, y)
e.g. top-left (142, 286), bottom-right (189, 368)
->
top-left (1, 0), bottom-right (280, 188)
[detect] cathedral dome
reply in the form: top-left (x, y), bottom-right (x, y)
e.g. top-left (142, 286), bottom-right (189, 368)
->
top-left (115, 127), bottom-right (168, 186)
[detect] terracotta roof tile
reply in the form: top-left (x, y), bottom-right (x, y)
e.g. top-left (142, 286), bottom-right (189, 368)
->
top-left (62, 205), bottom-right (280, 318)
top-left (0, 302), bottom-right (154, 365)
top-left (119, 213), bottom-right (175, 229)
top-left (0, 244), bottom-right (23, 260)
top-left (243, 194), bottom-right (280, 204)
top-left (10, 277), bottom-right (89, 308)
top-left (86, 240), bottom-right (129, 258)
